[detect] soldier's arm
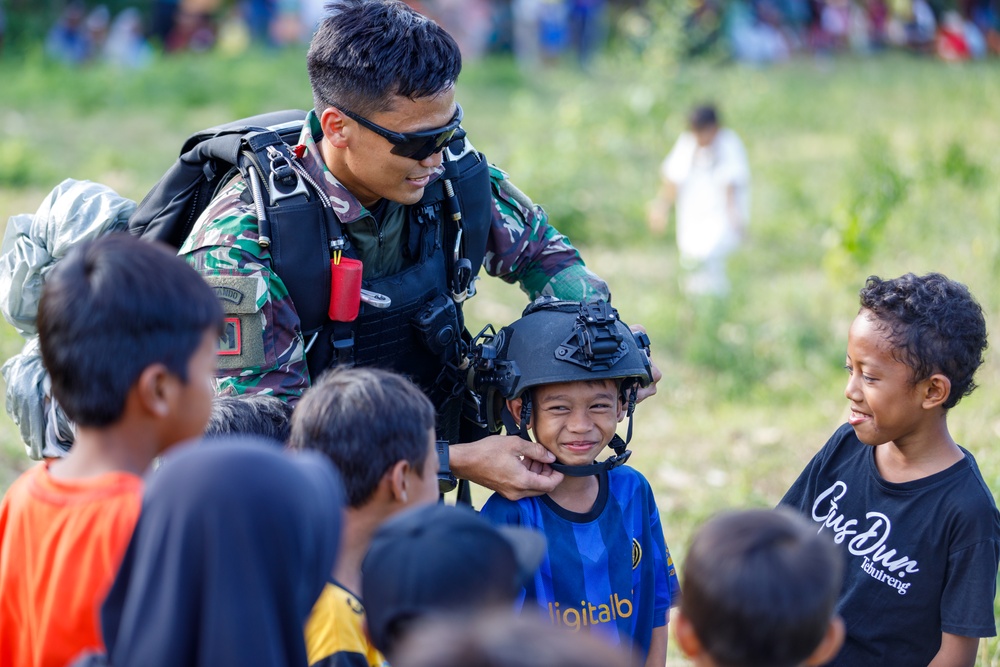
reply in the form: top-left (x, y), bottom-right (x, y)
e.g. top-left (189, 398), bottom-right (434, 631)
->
top-left (179, 186), bottom-right (311, 403)
top-left (482, 166), bottom-right (610, 302)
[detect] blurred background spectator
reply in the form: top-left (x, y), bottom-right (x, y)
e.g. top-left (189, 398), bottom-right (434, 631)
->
top-left (7, 0), bottom-right (1000, 67)
top-left (649, 103), bottom-right (751, 298)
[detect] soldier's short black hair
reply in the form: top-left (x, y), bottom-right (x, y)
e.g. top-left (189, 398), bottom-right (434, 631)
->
top-left (37, 233), bottom-right (223, 428)
top-left (204, 393), bottom-right (293, 443)
top-left (681, 508), bottom-right (843, 667)
top-left (859, 273), bottom-right (987, 410)
top-left (288, 367), bottom-right (436, 508)
top-left (307, 0), bottom-right (462, 116)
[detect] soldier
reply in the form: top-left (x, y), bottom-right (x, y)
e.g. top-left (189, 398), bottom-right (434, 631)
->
top-left (179, 0), bottom-right (659, 500)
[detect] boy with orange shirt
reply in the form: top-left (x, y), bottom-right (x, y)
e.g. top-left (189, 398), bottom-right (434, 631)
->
top-left (0, 233), bottom-right (222, 667)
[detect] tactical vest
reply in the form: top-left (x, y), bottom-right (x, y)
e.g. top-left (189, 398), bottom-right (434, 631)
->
top-left (270, 141), bottom-right (492, 440)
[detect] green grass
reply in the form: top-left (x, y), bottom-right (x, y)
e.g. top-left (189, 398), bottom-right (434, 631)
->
top-left (2, 46), bottom-right (1000, 664)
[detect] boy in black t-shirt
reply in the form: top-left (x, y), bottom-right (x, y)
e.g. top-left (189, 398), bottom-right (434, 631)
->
top-left (781, 272), bottom-right (1000, 667)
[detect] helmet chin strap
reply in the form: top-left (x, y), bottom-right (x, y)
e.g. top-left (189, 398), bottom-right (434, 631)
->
top-left (502, 386), bottom-right (638, 478)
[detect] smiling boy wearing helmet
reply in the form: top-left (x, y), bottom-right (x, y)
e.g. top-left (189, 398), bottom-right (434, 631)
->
top-left (475, 298), bottom-right (680, 667)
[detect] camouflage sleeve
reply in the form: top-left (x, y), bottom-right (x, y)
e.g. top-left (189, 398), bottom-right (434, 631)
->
top-left (178, 182), bottom-right (311, 402)
top-left (482, 166), bottom-right (610, 302)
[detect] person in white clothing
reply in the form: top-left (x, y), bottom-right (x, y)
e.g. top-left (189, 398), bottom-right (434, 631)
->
top-left (649, 105), bottom-right (750, 296)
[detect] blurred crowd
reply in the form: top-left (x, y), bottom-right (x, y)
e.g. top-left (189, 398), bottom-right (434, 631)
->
top-left (24, 0), bottom-right (617, 68)
top-left (3, 0), bottom-right (998, 66)
top-left (691, 0), bottom-right (1000, 62)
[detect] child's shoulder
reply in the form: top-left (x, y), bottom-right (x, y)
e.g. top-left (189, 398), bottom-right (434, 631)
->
top-left (0, 464), bottom-right (44, 510)
top-left (479, 491), bottom-right (529, 526)
top-left (946, 448), bottom-right (1000, 521)
top-left (608, 464), bottom-right (655, 494)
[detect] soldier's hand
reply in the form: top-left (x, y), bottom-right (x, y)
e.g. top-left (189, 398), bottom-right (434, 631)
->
top-left (630, 323), bottom-right (661, 403)
top-left (449, 435), bottom-right (565, 501)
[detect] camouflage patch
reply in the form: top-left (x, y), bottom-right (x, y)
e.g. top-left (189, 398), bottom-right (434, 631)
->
top-left (219, 318), bottom-right (242, 356)
top-left (204, 275), bottom-right (262, 314)
top-left (203, 275), bottom-right (269, 370)
top-left (216, 312), bottom-right (267, 370)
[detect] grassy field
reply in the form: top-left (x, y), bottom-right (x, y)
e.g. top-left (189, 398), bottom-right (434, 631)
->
top-left (2, 45), bottom-right (1000, 664)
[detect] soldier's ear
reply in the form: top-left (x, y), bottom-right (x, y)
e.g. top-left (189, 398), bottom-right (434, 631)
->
top-left (320, 107), bottom-right (350, 149)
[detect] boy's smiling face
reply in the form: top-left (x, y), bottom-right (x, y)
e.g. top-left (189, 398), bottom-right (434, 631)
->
top-left (844, 310), bottom-right (936, 447)
top-left (510, 379), bottom-right (624, 467)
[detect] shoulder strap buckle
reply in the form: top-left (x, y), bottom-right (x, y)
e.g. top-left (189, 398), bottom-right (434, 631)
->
top-left (265, 146), bottom-right (309, 205)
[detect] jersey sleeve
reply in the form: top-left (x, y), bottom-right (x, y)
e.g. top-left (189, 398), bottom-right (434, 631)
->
top-left (940, 536), bottom-right (1000, 637)
top-left (179, 183), bottom-right (310, 402)
top-left (482, 166), bottom-right (609, 302)
top-left (479, 492), bottom-right (525, 527)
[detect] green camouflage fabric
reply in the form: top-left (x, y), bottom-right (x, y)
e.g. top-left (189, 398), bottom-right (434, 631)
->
top-left (179, 110), bottom-right (609, 401)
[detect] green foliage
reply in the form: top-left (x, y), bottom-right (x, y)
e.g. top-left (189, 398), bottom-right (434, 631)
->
top-left (823, 135), bottom-right (909, 283)
top-left (455, 0), bottom-right (686, 246)
top-left (940, 140), bottom-right (985, 188)
top-left (0, 138), bottom-right (53, 187)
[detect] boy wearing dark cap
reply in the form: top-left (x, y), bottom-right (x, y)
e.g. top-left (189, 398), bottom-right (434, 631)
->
top-left (361, 503), bottom-right (546, 662)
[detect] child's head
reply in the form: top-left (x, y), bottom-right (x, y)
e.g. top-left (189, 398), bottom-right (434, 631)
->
top-left (476, 299), bottom-right (652, 471)
top-left (361, 503), bottom-right (546, 660)
top-left (510, 378), bottom-right (623, 468)
top-left (392, 609), bottom-right (635, 667)
top-left (676, 508), bottom-right (844, 667)
top-left (855, 273), bottom-right (987, 411)
top-left (287, 366), bottom-right (438, 509)
top-left (37, 233), bottom-right (222, 441)
top-left (204, 393), bottom-right (293, 443)
top-left (689, 104), bottom-right (720, 146)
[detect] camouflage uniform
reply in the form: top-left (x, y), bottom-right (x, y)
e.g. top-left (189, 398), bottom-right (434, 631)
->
top-left (179, 110), bottom-right (609, 401)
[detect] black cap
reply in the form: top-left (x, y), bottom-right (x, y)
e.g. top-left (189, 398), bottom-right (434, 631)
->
top-left (361, 503), bottom-right (546, 655)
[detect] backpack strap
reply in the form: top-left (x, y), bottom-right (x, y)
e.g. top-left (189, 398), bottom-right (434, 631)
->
top-left (236, 128), bottom-right (340, 339)
top-left (127, 110), bottom-right (339, 338)
top-left (127, 110), bottom-right (309, 247)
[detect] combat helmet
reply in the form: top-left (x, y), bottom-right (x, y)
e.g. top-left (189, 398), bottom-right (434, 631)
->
top-left (470, 298), bottom-right (653, 477)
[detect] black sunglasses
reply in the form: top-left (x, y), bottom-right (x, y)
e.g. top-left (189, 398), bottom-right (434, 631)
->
top-left (336, 103), bottom-right (464, 161)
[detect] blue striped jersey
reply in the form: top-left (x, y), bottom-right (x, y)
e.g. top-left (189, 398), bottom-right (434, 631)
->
top-left (480, 466), bottom-right (680, 662)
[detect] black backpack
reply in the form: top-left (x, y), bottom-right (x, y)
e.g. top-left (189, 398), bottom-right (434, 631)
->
top-left (126, 109), bottom-right (349, 338)
top-left (127, 109), bottom-right (311, 248)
